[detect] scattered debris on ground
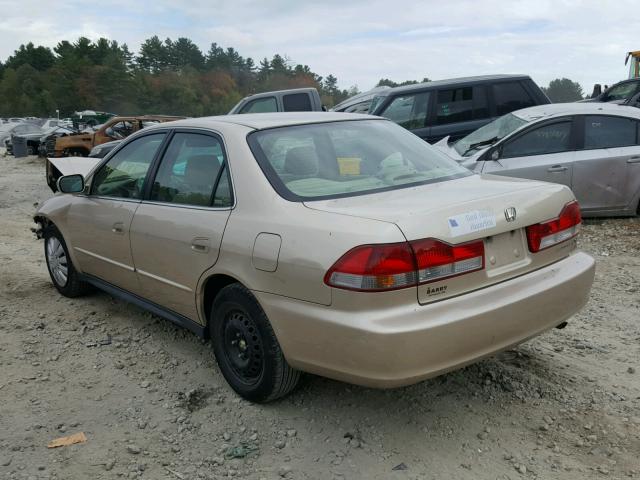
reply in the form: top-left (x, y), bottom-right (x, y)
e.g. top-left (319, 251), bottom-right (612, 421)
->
top-left (1, 155), bottom-right (639, 479)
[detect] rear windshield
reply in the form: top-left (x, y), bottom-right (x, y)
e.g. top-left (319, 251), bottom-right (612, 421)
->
top-left (248, 119), bottom-right (470, 201)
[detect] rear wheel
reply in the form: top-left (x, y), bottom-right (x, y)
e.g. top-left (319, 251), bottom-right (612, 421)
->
top-left (43, 225), bottom-right (91, 297)
top-left (211, 283), bottom-right (300, 403)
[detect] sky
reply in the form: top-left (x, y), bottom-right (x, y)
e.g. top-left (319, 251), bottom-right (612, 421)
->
top-left (0, 0), bottom-right (638, 94)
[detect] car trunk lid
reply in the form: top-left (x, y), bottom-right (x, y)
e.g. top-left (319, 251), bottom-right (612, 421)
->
top-left (306, 174), bottom-right (579, 304)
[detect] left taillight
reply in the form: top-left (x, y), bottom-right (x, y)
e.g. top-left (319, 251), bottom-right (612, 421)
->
top-left (526, 201), bottom-right (581, 253)
top-left (324, 238), bottom-right (485, 292)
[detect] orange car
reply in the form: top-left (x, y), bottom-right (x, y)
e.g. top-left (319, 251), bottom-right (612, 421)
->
top-left (52, 115), bottom-right (183, 157)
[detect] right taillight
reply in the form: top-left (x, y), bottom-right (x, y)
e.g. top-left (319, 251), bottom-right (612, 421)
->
top-left (324, 238), bottom-right (485, 292)
top-left (526, 201), bottom-right (581, 253)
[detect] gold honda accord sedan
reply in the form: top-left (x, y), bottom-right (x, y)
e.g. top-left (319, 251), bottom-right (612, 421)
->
top-left (34, 113), bottom-right (595, 402)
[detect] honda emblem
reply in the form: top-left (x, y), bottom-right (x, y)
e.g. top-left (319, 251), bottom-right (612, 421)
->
top-left (504, 207), bottom-right (517, 222)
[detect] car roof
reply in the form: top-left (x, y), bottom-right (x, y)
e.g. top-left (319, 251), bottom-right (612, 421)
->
top-left (512, 102), bottom-right (640, 121)
top-left (150, 112), bottom-right (379, 131)
top-left (373, 74), bottom-right (531, 96)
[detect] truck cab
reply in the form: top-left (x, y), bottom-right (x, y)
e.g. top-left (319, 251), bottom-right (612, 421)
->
top-left (228, 88), bottom-right (324, 114)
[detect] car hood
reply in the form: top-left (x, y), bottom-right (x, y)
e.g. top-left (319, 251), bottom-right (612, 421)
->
top-left (432, 136), bottom-right (484, 169)
top-left (47, 156), bottom-right (101, 177)
top-left (304, 174), bottom-right (574, 244)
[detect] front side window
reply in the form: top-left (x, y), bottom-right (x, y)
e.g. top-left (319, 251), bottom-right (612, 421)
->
top-left (493, 82), bottom-right (535, 116)
top-left (150, 132), bottom-right (230, 207)
top-left (502, 121), bottom-right (572, 158)
top-left (380, 92), bottom-right (430, 130)
top-left (239, 97), bottom-right (278, 114)
top-left (91, 133), bottom-right (165, 199)
top-left (436, 87), bottom-right (473, 124)
top-left (583, 115), bottom-right (637, 149)
top-left (283, 93), bottom-right (312, 112)
top-left (602, 82), bottom-right (639, 102)
top-left (248, 119), bottom-right (470, 201)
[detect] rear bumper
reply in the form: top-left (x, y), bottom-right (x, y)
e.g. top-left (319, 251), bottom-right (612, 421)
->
top-left (255, 251), bottom-right (595, 388)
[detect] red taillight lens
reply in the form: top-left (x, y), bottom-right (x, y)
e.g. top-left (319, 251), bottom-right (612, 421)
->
top-left (324, 242), bottom-right (416, 291)
top-left (526, 201), bottom-right (581, 253)
top-left (411, 239), bottom-right (485, 284)
top-left (325, 238), bottom-right (485, 291)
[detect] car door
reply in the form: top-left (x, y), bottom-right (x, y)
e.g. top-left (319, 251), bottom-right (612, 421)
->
top-left (378, 91), bottom-right (431, 141)
top-left (129, 131), bottom-right (233, 322)
top-left (65, 132), bottom-right (167, 293)
top-left (571, 115), bottom-right (640, 211)
top-left (481, 118), bottom-right (575, 188)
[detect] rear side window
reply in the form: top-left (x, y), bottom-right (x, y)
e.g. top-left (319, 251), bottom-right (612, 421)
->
top-left (283, 93), bottom-right (312, 112)
top-left (150, 133), bottom-right (231, 207)
top-left (502, 121), bottom-right (572, 158)
top-left (380, 92), bottom-right (430, 129)
top-left (493, 82), bottom-right (535, 116)
top-left (240, 97), bottom-right (278, 114)
top-left (583, 115), bottom-right (638, 149)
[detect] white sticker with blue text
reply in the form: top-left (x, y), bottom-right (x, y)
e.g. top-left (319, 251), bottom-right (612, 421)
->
top-left (447, 210), bottom-right (496, 237)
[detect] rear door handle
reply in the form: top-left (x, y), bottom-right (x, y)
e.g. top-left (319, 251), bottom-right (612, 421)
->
top-left (627, 156), bottom-right (640, 164)
top-left (191, 237), bottom-right (210, 253)
top-left (547, 165), bottom-right (568, 172)
top-left (111, 222), bottom-right (124, 234)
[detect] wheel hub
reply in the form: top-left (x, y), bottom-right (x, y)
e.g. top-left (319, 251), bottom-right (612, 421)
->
top-left (46, 237), bottom-right (68, 287)
top-left (223, 310), bottom-right (264, 382)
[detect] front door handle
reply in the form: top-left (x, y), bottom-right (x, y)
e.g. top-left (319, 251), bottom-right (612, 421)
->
top-left (547, 165), bottom-right (568, 172)
top-left (191, 237), bottom-right (210, 253)
top-left (112, 222), bottom-right (124, 234)
top-left (627, 156), bottom-right (640, 164)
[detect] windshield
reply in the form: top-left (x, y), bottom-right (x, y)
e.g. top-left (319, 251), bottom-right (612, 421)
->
top-left (369, 94), bottom-right (387, 113)
top-left (454, 113), bottom-right (530, 156)
top-left (248, 119), bottom-right (470, 201)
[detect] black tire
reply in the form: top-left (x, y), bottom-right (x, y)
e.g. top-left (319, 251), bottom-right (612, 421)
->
top-left (43, 225), bottom-right (91, 298)
top-left (211, 283), bottom-right (300, 403)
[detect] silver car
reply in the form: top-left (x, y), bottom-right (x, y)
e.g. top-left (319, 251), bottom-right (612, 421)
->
top-left (35, 113), bottom-right (595, 402)
top-left (434, 103), bottom-right (640, 217)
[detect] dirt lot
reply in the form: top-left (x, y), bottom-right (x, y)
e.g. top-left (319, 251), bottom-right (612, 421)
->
top-left (1, 154), bottom-right (639, 480)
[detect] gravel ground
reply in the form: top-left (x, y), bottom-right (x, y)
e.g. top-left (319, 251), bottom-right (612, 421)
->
top-left (1, 155), bottom-right (639, 480)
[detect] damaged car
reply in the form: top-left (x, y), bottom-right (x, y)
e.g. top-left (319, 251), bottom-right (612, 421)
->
top-left (34, 112), bottom-right (595, 402)
top-left (51, 115), bottom-right (184, 157)
top-left (434, 102), bottom-right (640, 217)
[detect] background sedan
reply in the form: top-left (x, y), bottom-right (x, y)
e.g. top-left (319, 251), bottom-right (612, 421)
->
top-left (435, 103), bottom-right (640, 217)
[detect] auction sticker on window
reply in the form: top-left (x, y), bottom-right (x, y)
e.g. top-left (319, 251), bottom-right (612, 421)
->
top-left (447, 210), bottom-right (496, 237)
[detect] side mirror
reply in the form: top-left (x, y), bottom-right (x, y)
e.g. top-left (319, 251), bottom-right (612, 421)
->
top-left (57, 174), bottom-right (85, 194)
top-left (591, 84), bottom-right (602, 99)
top-left (490, 148), bottom-right (500, 161)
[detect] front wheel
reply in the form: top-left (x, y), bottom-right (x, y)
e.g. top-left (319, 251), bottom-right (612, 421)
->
top-left (211, 283), bottom-right (300, 403)
top-left (43, 225), bottom-right (91, 297)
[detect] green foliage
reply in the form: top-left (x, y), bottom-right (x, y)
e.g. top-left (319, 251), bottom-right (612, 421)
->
top-left (376, 77), bottom-right (431, 88)
top-left (0, 36), bottom-right (354, 116)
top-left (542, 78), bottom-right (584, 103)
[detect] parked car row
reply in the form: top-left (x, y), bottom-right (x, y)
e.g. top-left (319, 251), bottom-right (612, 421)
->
top-left (36, 112), bottom-right (595, 402)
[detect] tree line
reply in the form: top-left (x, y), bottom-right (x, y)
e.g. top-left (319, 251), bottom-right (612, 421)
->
top-left (0, 35), bottom-right (589, 118)
top-left (0, 37), bottom-right (358, 117)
